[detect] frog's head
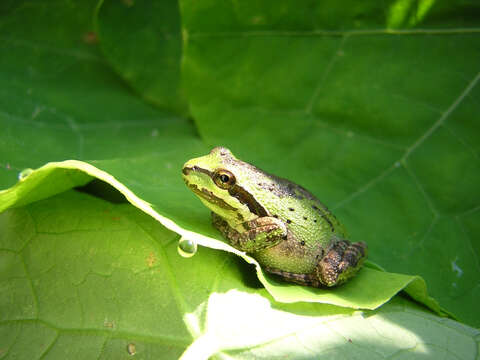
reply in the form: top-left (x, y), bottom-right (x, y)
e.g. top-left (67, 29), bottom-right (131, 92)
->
top-left (182, 147), bottom-right (266, 223)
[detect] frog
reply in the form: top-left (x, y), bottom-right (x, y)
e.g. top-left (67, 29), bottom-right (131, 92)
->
top-left (182, 147), bottom-right (367, 287)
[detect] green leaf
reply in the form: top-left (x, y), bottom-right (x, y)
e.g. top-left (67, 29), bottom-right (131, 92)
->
top-left (2, 159), bottom-right (452, 317)
top-left (0, 0), bottom-right (423, 316)
top-left (0, 0), bottom-right (198, 187)
top-left (1, 190), bottom-right (478, 359)
top-left (0, 0), bottom-right (478, 349)
top-left (95, 0), bottom-right (188, 115)
top-left (180, 0), bottom-right (480, 326)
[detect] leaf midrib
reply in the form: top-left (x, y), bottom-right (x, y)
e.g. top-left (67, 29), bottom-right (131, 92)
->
top-left (188, 27), bottom-right (480, 39)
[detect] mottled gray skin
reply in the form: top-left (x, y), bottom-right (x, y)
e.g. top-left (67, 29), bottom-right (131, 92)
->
top-left (183, 147), bottom-right (367, 287)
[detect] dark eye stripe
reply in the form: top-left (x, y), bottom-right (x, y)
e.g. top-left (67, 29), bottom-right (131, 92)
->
top-left (184, 165), bottom-right (267, 217)
top-left (228, 185), bottom-right (268, 217)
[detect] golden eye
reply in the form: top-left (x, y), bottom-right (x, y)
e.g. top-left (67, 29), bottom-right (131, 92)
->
top-left (213, 169), bottom-right (236, 189)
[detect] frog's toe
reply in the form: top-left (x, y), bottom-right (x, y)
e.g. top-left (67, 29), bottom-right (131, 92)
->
top-left (317, 240), bottom-right (367, 287)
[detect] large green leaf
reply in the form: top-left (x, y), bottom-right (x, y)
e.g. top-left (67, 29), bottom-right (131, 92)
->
top-left (1, 190), bottom-right (478, 359)
top-left (0, 0), bottom-right (453, 315)
top-left (0, 0), bottom-right (479, 357)
top-left (181, 0), bottom-right (480, 326)
top-left (0, 159), bottom-right (450, 317)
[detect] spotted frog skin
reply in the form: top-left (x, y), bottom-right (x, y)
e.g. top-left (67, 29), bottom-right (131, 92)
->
top-left (182, 147), bottom-right (367, 287)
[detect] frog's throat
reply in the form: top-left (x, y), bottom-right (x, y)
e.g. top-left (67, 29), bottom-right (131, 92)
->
top-left (183, 166), bottom-right (268, 217)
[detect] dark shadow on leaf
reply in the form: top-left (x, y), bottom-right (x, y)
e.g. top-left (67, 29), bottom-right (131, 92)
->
top-left (231, 255), bottom-right (264, 290)
top-left (75, 178), bottom-right (128, 204)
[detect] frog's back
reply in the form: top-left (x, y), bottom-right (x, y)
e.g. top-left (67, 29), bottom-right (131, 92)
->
top-left (258, 173), bottom-right (346, 238)
top-left (251, 173), bottom-right (348, 274)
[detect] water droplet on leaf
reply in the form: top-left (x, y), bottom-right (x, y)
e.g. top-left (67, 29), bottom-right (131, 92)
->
top-left (18, 168), bottom-right (33, 181)
top-left (177, 237), bottom-right (197, 258)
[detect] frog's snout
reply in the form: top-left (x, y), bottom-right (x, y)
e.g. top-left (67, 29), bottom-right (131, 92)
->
top-left (182, 158), bottom-right (198, 177)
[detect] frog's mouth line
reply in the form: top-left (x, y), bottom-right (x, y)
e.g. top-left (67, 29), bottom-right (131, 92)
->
top-left (185, 181), bottom-right (238, 212)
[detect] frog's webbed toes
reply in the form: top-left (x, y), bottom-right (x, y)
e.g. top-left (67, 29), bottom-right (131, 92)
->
top-left (317, 240), bottom-right (367, 287)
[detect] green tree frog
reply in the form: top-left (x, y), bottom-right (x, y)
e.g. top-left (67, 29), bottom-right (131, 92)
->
top-left (182, 147), bottom-right (367, 287)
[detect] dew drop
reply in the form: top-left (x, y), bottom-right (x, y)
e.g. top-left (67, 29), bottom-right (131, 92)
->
top-left (18, 168), bottom-right (33, 181)
top-left (177, 237), bottom-right (197, 258)
top-left (127, 343), bottom-right (136, 355)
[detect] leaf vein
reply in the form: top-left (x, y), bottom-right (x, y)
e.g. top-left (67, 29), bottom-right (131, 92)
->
top-left (38, 332), bottom-right (60, 360)
top-left (334, 71), bottom-right (480, 210)
top-left (402, 161), bottom-right (438, 216)
top-left (401, 72), bottom-right (480, 161)
top-left (305, 36), bottom-right (348, 114)
top-left (189, 27), bottom-right (480, 39)
top-left (0, 35), bottom-right (104, 62)
top-left (455, 217), bottom-right (480, 273)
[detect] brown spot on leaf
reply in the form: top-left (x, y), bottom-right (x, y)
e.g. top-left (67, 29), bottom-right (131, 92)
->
top-left (146, 252), bottom-right (156, 267)
top-left (82, 31), bottom-right (98, 44)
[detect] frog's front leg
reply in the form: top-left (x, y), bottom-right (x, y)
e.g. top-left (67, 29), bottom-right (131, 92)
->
top-left (316, 240), bottom-right (367, 287)
top-left (212, 212), bottom-right (287, 252)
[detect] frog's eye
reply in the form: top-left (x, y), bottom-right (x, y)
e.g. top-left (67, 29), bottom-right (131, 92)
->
top-left (213, 169), bottom-right (236, 189)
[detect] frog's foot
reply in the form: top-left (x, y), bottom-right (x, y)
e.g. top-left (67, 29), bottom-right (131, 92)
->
top-left (263, 266), bottom-right (322, 287)
top-left (316, 240), bottom-right (367, 287)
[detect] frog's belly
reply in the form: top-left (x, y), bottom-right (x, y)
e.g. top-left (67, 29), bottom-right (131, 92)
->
top-left (252, 238), bottom-right (326, 274)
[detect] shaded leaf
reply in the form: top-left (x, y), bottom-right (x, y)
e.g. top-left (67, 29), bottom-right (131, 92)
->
top-left (95, 0), bottom-right (188, 115)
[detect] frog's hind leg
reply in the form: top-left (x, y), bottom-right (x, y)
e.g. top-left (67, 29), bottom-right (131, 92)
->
top-left (263, 266), bottom-right (322, 287)
top-left (317, 240), bottom-right (367, 287)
